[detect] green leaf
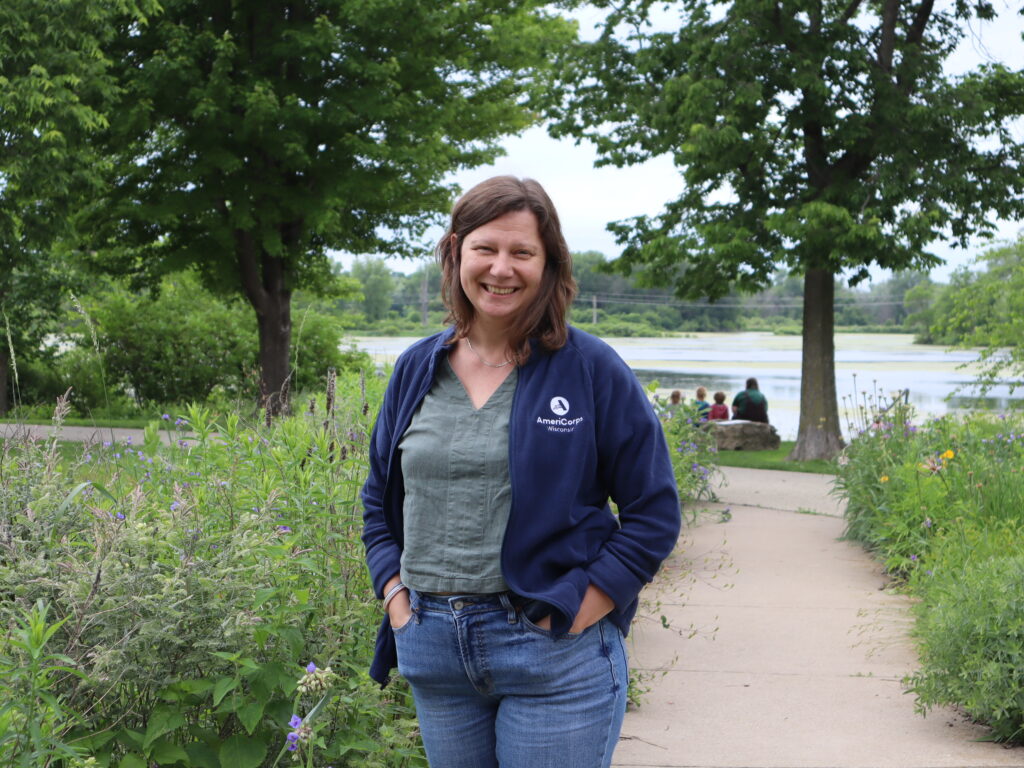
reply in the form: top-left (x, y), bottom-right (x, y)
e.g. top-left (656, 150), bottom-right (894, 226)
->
top-left (217, 735), bottom-right (267, 768)
top-left (117, 753), bottom-right (146, 768)
top-left (150, 738), bottom-right (189, 764)
top-left (143, 706), bottom-right (187, 750)
top-left (185, 741), bottom-right (221, 768)
top-left (253, 587), bottom-right (278, 607)
top-left (236, 699), bottom-right (266, 735)
top-left (212, 675), bottom-right (240, 706)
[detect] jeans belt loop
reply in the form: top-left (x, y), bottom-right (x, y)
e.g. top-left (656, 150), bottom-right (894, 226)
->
top-left (499, 592), bottom-right (517, 624)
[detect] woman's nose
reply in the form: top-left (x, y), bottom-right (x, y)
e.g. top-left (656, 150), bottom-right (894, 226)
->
top-left (489, 252), bottom-right (514, 277)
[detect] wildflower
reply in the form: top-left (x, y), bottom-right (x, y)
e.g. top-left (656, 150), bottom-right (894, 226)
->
top-left (84, 453), bottom-right (92, 462)
top-left (926, 570), bottom-right (934, 576)
top-left (114, 453), bottom-right (122, 459)
top-left (276, 525), bottom-right (292, 534)
top-left (909, 554), bottom-right (918, 561)
top-left (178, 440), bottom-right (189, 448)
top-left (306, 662), bottom-right (317, 674)
top-left (162, 413), bottom-right (171, 420)
top-left (940, 449), bottom-right (954, 460)
top-left (923, 518), bottom-right (932, 528)
top-left (175, 417), bottom-right (186, 426)
top-left (103, 441), bottom-right (112, 447)
top-left (297, 663), bottom-right (337, 694)
top-left (289, 714), bottom-right (303, 729)
top-left (921, 456), bottom-right (942, 473)
top-left (837, 454), bottom-right (850, 467)
top-left (125, 436), bottom-right (133, 445)
top-left (879, 475), bottom-right (889, 483)
top-left (170, 501), bottom-right (181, 511)
top-left (116, 511), bottom-right (125, 520)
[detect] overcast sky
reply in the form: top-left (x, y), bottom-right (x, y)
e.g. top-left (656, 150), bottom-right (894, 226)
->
top-left (339, 4), bottom-right (1024, 285)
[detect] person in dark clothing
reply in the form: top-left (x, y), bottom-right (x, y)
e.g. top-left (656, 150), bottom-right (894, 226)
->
top-left (732, 377), bottom-right (769, 423)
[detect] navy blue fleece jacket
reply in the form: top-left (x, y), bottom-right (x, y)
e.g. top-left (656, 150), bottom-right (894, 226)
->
top-left (361, 326), bottom-right (680, 685)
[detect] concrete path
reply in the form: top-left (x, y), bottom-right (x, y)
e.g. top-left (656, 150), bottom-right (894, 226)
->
top-left (0, 422), bottom-right (175, 445)
top-left (615, 466), bottom-right (1021, 768)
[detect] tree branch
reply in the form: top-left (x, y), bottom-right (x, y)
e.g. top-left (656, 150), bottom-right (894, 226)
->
top-left (877, 0), bottom-right (899, 71)
top-left (839, 0), bottom-right (864, 24)
top-left (906, 0), bottom-right (935, 45)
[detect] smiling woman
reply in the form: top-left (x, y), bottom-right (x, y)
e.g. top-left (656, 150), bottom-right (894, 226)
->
top-left (359, 175), bottom-right (681, 768)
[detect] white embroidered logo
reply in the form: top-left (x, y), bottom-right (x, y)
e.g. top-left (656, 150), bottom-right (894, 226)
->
top-left (549, 397), bottom-right (570, 416)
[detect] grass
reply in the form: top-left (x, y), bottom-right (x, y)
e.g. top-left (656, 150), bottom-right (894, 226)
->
top-left (713, 441), bottom-right (835, 474)
top-left (1, 416), bottom-right (162, 429)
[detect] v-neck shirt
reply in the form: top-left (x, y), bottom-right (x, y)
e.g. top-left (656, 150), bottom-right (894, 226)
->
top-left (398, 357), bottom-right (517, 594)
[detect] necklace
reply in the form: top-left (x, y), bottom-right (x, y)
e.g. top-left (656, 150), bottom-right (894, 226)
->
top-left (465, 338), bottom-right (514, 368)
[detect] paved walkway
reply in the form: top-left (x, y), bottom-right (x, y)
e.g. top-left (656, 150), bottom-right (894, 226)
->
top-left (615, 466), bottom-right (1021, 768)
top-left (0, 423), bottom-right (176, 445)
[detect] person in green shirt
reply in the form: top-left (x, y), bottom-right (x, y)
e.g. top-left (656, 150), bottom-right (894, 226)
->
top-left (732, 377), bottom-right (769, 423)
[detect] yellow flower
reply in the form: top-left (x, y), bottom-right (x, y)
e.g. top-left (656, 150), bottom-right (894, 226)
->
top-left (880, 475), bottom-right (889, 483)
top-left (941, 449), bottom-right (955, 460)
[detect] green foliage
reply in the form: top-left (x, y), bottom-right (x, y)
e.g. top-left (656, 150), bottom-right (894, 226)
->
top-left (0, 0), bottom-right (159, 414)
top-left (656, 401), bottom-right (720, 507)
top-left (83, 0), bottom-right (575, 399)
top-left (0, 377), bottom-right (427, 766)
top-left (350, 258), bottom-right (395, 324)
top-left (548, 0), bottom-right (1024, 458)
top-left (928, 238), bottom-right (1024, 397)
top-left (833, 398), bottom-right (1024, 741)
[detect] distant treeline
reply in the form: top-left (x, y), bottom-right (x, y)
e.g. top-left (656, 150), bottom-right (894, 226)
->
top-left (333, 248), bottom-right (1013, 340)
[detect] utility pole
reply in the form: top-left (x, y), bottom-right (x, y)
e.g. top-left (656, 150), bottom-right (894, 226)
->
top-left (420, 264), bottom-right (429, 326)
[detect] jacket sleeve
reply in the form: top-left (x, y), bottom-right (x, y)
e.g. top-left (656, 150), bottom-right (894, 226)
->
top-left (360, 362), bottom-right (404, 599)
top-left (584, 353), bottom-right (681, 610)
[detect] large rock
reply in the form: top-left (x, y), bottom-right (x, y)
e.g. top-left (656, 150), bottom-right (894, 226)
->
top-left (702, 419), bottom-right (781, 451)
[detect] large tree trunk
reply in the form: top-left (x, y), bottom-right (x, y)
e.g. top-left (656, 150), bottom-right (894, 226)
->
top-left (256, 293), bottom-right (292, 415)
top-left (0, 347), bottom-right (8, 417)
top-left (236, 230), bottom-right (293, 416)
top-left (788, 268), bottom-right (845, 461)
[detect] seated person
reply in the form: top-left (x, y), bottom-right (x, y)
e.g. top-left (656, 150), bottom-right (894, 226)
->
top-left (732, 377), bottom-right (769, 423)
top-left (708, 391), bottom-right (730, 420)
top-left (693, 386), bottom-right (711, 418)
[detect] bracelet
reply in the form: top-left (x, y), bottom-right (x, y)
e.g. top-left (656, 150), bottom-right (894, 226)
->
top-left (382, 582), bottom-right (408, 613)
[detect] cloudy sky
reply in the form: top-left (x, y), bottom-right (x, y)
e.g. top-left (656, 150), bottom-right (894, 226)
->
top-left (342, 4), bottom-right (1024, 284)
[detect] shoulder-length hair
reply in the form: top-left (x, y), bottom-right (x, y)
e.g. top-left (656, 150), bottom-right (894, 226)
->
top-left (437, 176), bottom-right (577, 363)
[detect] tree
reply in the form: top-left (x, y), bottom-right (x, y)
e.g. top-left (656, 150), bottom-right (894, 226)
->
top-left (0, 0), bottom-right (156, 414)
top-left (549, 0), bottom-right (1024, 458)
top-left (84, 0), bottom-right (573, 413)
top-left (930, 238), bottom-right (1024, 397)
top-left (350, 257), bottom-right (395, 323)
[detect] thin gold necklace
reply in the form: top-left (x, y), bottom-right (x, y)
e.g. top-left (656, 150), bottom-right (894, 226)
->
top-left (465, 338), bottom-right (513, 368)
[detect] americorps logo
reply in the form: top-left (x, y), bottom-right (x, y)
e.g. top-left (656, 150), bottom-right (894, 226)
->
top-left (537, 395), bottom-right (584, 433)
top-left (549, 396), bottom-right (570, 416)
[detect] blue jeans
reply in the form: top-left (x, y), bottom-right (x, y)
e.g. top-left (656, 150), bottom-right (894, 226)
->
top-left (393, 590), bottom-right (628, 768)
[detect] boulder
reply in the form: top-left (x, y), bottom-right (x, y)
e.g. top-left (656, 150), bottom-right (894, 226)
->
top-left (702, 419), bottom-right (780, 451)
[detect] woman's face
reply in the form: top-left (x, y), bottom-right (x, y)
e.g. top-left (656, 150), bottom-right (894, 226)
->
top-left (457, 209), bottom-right (546, 331)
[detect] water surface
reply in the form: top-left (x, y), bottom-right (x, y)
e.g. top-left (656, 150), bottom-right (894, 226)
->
top-left (350, 332), bottom-right (1017, 440)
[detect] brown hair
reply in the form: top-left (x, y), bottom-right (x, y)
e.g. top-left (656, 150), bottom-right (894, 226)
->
top-left (437, 176), bottom-right (576, 363)
top-left (696, 386), bottom-right (707, 400)
top-left (713, 391), bottom-right (726, 404)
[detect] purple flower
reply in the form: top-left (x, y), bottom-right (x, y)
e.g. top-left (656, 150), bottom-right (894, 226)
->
top-left (84, 453), bottom-right (92, 462)
top-left (103, 441), bottom-right (112, 447)
top-left (170, 501), bottom-right (181, 511)
top-left (114, 453), bottom-right (122, 459)
top-left (178, 440), bottom-right (189, 448)
top-left (306, 662), bottom-right (317, 674)
top-left (175, 418), bottom-right (186, 426)
top-left (116, 511), bottom-right (125, 520)
top-left (277, 525), bottom-right (292, 534)
top-left (125, 436), bottom-right (132, 445)
top-left (910, 554), bottom-right (918, 561)
top-left (289, 714), bottom-right (303, 729)
top-left (162, 413), bottom-right (171, 420)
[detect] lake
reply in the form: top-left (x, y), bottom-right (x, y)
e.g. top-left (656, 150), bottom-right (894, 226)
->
top-left (349, 332), bottom-right (1019, 440)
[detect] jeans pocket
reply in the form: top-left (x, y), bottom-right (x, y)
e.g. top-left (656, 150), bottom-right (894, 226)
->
top-left (391, 591), bottom-right (419, 635)
top-left (520, 611), bottom-right (584, 641)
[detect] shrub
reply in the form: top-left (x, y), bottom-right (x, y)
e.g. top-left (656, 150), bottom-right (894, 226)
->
top-left (0, 377), bottom-right (425, 767)
top-left (833, 400), bottom-right (1024, 743)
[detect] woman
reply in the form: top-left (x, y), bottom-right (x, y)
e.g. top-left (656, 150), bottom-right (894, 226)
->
top-left (361, 176), bottom-right (680, 768)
